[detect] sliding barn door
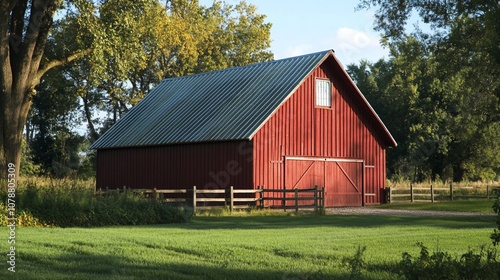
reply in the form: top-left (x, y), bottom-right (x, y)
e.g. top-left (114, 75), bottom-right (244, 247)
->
top-left (285, 157), bottom-right (363, 207)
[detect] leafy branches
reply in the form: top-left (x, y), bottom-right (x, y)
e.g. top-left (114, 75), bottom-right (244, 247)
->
top-left (352, 0), bottom-right (500, 182)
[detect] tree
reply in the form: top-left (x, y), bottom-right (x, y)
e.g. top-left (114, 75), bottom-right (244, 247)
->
top-left (26, 65), bottom-right (91, 178)
top-left (52, 0), bottom-right (272, 141)
top-left (0, 0), bottom-right (90, 179)
top-left (1, 0), bottom-right (273, 179)
top-left (354, 0), bottom-right (500, 181)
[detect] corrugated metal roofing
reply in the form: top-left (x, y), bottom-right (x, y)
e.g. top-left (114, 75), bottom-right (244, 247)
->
top-left (90, 50), bottom-right (396, 149)
top-left (90, 50), bottom-right (331, 149)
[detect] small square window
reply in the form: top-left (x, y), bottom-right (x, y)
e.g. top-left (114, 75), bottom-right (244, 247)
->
top-left (316, 79), bottom-right (331, 107)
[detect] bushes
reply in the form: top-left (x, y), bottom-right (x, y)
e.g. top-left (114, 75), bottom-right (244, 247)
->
top-left (88, 192), bottom-right (192, 227)
top-left (491, 196), bottom-right (500, 245)
top-left (399, 243), bottom-right (499, 280)
top-left (399, 196), bottom-right (500, 279)
top-left (0, 182), bottom-right (192, 227)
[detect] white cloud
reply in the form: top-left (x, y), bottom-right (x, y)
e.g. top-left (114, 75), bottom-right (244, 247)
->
top-left (273, 27), bottom-right (388, 65)
top-left (331, 27), bottom-right (388, 64)
top-left (336, 27), bottom-right (380, 50)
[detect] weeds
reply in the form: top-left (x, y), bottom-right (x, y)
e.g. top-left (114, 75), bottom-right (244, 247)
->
top-left (342, 245), bottom-right (367, 278)
top-left (0, 181), bottom-right (193, 227)
top-left (491, 196), bottom-right (500, 245)
top-left (399, 243), bottom-right (499, 280)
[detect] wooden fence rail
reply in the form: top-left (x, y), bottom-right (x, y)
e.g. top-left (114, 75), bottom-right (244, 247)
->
top-left (388, 183), bottom-right (499, 203)
top-left (96, 186), bottom-right (325, 214)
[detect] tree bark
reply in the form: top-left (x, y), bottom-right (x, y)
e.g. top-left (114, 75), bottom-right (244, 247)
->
top-left (1, 1), bottom-right (87, 179)
top-left (82, 93), bottom-right (99, 142)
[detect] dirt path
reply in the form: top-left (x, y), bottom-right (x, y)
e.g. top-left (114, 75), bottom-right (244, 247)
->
top-left (325, 207), bottom-right (495, 217)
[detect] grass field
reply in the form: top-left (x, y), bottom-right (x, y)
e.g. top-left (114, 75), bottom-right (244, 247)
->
top-left (375, 199), bottom-right (495, 213)
top-left (2, 213), bottom-right (496, 280)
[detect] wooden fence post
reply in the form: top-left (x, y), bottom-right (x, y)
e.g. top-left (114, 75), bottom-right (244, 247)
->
top-left (389, 187), bottom-right (392, 204)
top-left (450, 182), bottom-right (453, 201)
top-left (295, 188), bottom-right (299, 214)
top-left (283, 188), bottom-right (286, 211)
top-left (487, 185), bottom-right (490, 199)
top-left (192, 186), bottom-right (197, 214)
top-left (314, 185), bottom-right (318, 212)
top-left (229, 186), bottom-right (234, 214)
top-left (259, 186), bottom-right (264, 208)
top-left (153, 187), bottom-right (158, 201)
top-left (321, 187), bottom-right (325, 211)
top-left (431, 184), bottom-right (434, 203)
top-left (410, 183), bottom-right (414, 202)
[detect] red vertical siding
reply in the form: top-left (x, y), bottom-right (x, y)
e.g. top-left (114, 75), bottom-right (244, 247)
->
top-left (253, 57), bottom-right (388, 205)
top-left (96, 141), bottom-right (253, 190)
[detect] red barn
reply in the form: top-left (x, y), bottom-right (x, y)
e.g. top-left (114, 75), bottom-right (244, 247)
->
top-left (90, 50), bottom-right (396, 207)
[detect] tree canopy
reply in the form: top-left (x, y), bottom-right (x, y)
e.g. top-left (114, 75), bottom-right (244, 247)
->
top-left (1, 0), bottom-right (273, 179)
top-left (351, 0), bottom-right (500, 181)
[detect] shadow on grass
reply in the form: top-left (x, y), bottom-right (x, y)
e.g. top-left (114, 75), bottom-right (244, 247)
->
top-left (135, 214), bottom-right (496, 231)
top-left (7, 252), bottom-right (364, 280)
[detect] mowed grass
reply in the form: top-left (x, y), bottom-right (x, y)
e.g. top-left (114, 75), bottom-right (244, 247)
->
top-left (375, 199), bottom-right (495, 213)
top-left (2, 214), bottom-right (496, 280)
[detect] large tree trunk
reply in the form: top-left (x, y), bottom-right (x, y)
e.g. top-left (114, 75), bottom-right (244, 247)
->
top-left (0, 87), bottom-right (30, 179)
top-left (0, 0), bottom-right (55, 180)
top-left (1, 1), bottom-right (89, 179)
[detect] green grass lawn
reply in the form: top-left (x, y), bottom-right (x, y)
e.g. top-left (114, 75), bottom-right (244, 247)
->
top-left (2, 214), bottom-right (496, 280)
top-left (374, 199), bottom-right (496, 213)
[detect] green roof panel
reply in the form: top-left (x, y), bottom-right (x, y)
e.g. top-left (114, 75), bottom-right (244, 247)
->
top-left (90, 50), bottom-right (331, 149)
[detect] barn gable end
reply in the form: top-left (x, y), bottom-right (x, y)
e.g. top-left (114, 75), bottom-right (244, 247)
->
top-left (252, 55), bottom-right (389, 206)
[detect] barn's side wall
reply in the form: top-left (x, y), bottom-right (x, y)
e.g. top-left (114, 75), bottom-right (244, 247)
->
top-left (253, 57), bottom-right (388, 204)
top-left (96, 141), bottom-right (253, 190)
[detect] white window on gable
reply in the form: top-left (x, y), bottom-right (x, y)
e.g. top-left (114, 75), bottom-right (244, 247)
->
top-left (316, 78), bottom-right (331, 108)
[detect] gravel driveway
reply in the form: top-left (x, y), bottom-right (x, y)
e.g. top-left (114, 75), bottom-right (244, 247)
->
top-left (326, 207), bottom-right (495, 217)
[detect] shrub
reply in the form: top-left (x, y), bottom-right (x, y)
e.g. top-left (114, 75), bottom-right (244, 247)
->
top-left (399, 243), bottom-right (499, 280)
top-left (0, 182), bottom-right (192, 227)
top-left (342, 245), bottom-right (367, 278)
top-left (491, 195), bottom-right (500, 246)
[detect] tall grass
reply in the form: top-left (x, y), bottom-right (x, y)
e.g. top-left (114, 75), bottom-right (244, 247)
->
top-left (0, 179), bottom-right (192, 227)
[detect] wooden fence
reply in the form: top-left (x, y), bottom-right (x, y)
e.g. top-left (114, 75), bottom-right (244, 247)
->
top-left (96, 186), bottom-right (325, 214)
top-left (388, 183), bottom-right (499, 203)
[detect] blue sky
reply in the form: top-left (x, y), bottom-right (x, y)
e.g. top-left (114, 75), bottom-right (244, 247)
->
top-left (200, 0), bottom-right (389, 66)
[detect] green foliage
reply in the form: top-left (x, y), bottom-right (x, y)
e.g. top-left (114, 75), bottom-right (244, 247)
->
top-left (352, 0), bottom-right (500, 182)
top-left (19, 138), bottom-right (42, 177)
top-left (0, 182), bottom-right (192, 227)
top-left (47, 0), bottom-right (273, 142)
top-left (491, 196), bottom-right (500, 246)
top-left (349, 36), bottom-right (500, 182)
top-left (342, 245), bottom-right (367, 278)
top-left (399, 243), bottom-right (499, 280)
top-left (0, 203), bottom-right (48, 227)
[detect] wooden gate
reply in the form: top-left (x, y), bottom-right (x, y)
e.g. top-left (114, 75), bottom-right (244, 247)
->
top-left (285, 157), bottom-right (363, 207)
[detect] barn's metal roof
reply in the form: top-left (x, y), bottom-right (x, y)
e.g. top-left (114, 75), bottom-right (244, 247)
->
top-left (90, 50), bottom-right (330, 149)
top-left (90, 50), bottom-right (397, 149)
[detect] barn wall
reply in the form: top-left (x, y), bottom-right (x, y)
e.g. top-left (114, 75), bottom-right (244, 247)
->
top-left (253, 57), bottom-right (388, 204)
top-left (96, 141), bottom-right (253, 190)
